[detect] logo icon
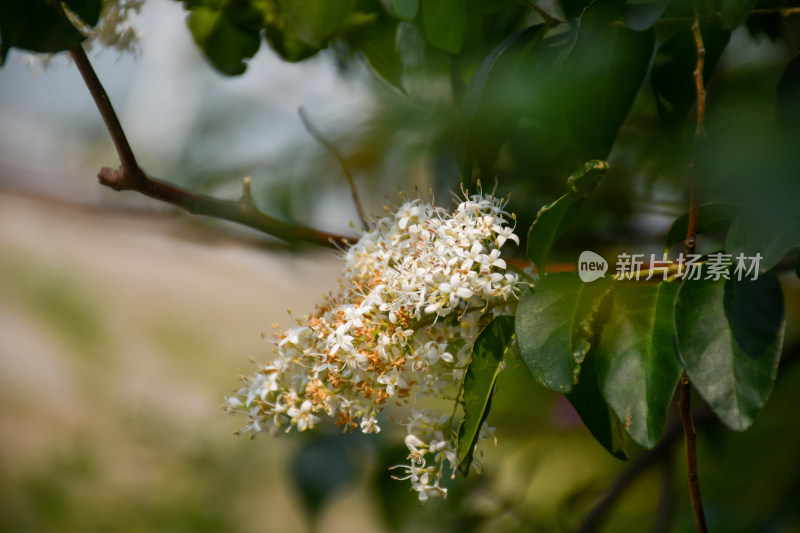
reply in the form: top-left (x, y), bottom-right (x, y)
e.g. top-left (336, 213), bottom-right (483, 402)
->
top-left (578, 251), bottom-right (608, 282)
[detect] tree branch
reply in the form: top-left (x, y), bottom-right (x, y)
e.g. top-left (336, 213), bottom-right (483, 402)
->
top-left (298, 107), bottom-right (369, 231)
top-left (69, 45), bottom-right (354, 248)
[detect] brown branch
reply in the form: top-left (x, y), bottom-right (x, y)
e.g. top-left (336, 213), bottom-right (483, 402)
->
top-left (518, 0), bottom-right (561, 26)
top-left (679, 374), bottom-right (708, 533)
top-left (69, 45), bottom-right (353, 248)
top-left (691, 14), bottom-right (707, 140)
top-left (298, 107), bottom-right (369, 231)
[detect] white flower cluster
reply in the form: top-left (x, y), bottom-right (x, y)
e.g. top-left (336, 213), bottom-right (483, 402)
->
top-left (89, 0), bottom-right (144, 53)
top-left (224, 193), bottom-right (520, 501)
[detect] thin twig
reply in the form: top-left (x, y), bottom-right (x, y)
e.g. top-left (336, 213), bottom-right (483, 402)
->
top-left (69, 45), bottom-right (352, 248)
top-left (679, 374), bottom-right (708, 533)
top-left (298, 107), bottom-right (369, 231)
top-left (518, 0), bottom-right (561, 26)
top-left (691, 15), bottom-right (707, 139)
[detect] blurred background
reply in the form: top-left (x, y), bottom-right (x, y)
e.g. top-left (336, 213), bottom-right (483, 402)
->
top-left (2, 0), bottom-right (800, 532)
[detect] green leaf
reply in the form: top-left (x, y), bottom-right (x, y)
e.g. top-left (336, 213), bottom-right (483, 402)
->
top-left (726, 210), bottom-right (800, 272)
top-left (456, 315), bottom-right (515, 475)
top-left (460, 24), bottom-right (549, 178)
top-left (595, 281), bottom-right (682, 448)
top-left (558, 0), bottom-right (592, 19)
top-left (566, 353), bottom-right (629, 459)
top-left (526, 160), bottom-right (608, 275)
top-left (624, 0), bottom-right (671, 31)
top-left (559, 0), bottom-right (654, 158)
top-left (263, 0), bottom-right (321, 62)
top-left (720, 0), bottom-right (759, 30)
top-left (64, 0), bottom-right (102, 27)
top-left (516, 272), bottom-right (612, 393)
top-left (279, 0), bottom-right (356, 47)
top-left (393, 0), bottom-right (418, 21)
top-left (349, 16), bottom-right (404, 90)
top-left (421, 0), bottom-right (465, 53)
top-left (776, 52), bottom-right (800, 133)
top-left (665, 203), bottom-right (740, 251)
top-left (0, 0), bottom-right (86, 64)
top-left (675, 269), bottom-right (785, 431)
top-left (186, 5), bottom-right (261, 75)
top-left (651, 21), bottom-right (730, 138)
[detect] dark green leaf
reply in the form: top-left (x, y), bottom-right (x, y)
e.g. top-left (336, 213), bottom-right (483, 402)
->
top-left (726, 211), bottom-right (800, 272)
top-left (279, 0), bottom-right (355, 47)
top-left (349, 16), bottom-right (404, 90)
top-left (0, 0), bottom-right (85, 64)
top-left (651, 21), bottom-right (730, 138)
top-left (264, 1), bottom-right (321, 62)
top-left (460, 24), bottom-right (549, 178)
top-left (675, 269), bottom-right (785, 431)
top-left (421, 0), bottom-right (465, 53)
top-left (558, 0), bottom-right (593, 19)
top-left (64, 0), bottom-right (102, 27)
top-left (624, 0), bottom-right (671, 31)
top-left (720, 0), bottom-right (759, 30)
top-left (596, 282), bottom-right (682, 448)
top-left (186, 6), bottom-right (261, 75)
top-left (566, 353), bottom-right (628, 459)
top-left (559, 1), bottom-right (654, 157)
top-left (526, 160), bottom-right (608, 275)
top-left (393, 0), bottom-right (418, 21)
top-left (516, 272), bottom-right (612, 393)
top-left (776, 52), bottom-right (800, 133)
top-left (457, 315), bottom-right (515, 475)
top-left (665, 203), bottom-right (740, 250)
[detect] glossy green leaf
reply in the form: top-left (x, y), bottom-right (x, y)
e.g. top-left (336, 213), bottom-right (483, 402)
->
top-left (675, 269), bottom-right (785, 431)
top-left (457, 315), bottom-right (515, 475)
top-left (596, 282), bottom-right (682, 448)
top-left (559, 1), bottom-right (654, 158)
top-left (421, 0), bottom-right (465, 53)
top-left (624, 0), bottom-right (671, 31)
top-left (726, 211), bottom-right (800, 272)
top-left (279, 0), bottom-right (355, 47)
top-left (0, 0), bottom-right (85, 64)
top-left (567, 353), bottom-right (629, 459)
top-left (665, 203), bottom-right (740, 251)
top-left (526, 160), bottom-right (608, 275)
top-left (651, 21), bottom-right (730, 138)
top-left (720, 0), bottom-right (759, 30)
top-left (516, 272), bottom-right (612, 393)
top-left (64, 0), bottom-right (102, 27)
top-left (393, 0), bottom-right (418, 21)
top-left (186, 6), bottom-right (261, 75)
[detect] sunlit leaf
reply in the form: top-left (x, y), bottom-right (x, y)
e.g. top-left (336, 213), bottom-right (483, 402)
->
top-left (457, 315), bottom-right (515, 475)
top-left (526, 160), bottom-right (608, 276)
top-left (279, 0), bottom-right (356, 46)
top-left (516, 273), bottom-right (612, 393)
top-left (675, 269), bottom-right (785, 431)
top-left (186, 6), bottom-right (261, 75)
top-left (596, 281), bottom-right (682, 448)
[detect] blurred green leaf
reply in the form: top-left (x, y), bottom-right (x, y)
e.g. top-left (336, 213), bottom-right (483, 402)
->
top-left (278, 0), bottom-right (355, 46)
top-left (776, 52), bottom-right (800, 133)
top-left (347, 14), bottom-right (404, 90)
top-left (651, 21), bottom-right (730, 138)
top-left (393, 0), bottom-right (418, 21)
top-left (726, 210), bottom-right (800, 272)
top-left (595, 281), bottom-right (681, 448)
top-left (665, 203), bottom-right (740, 250)
top-left (264, 0), bottom-right (320, 62)
top-left (566, 353), bottom-right (629, 459)
top-left (720, 0), bottom-right (759, 30)
top-left (559, 0), bottom-right (654, 158)
top-left (516, 273), bottom-right (612, 393)
top-left (0, 0), bottom-right (85, 64)
top-left (623, 0), bottom-right (671, 31)
top-left (184, 0), bottom-right (263, 75)
top-left (559, 0), bottom-right (593, 19)
top-left (526, 160), bottom-right (608, 275)
top-left (461, 24), bottom-right (549, 179)
top-left (675, 269), bottom-right (785, 431)
top-left (422, 0), bottom-right (465, 53)
top-left (457, 315), bottom-right (515, 475)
